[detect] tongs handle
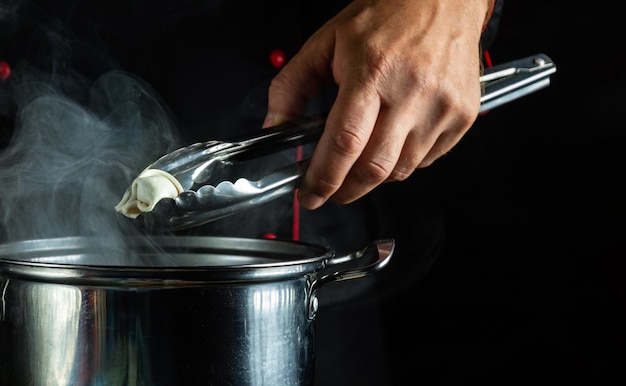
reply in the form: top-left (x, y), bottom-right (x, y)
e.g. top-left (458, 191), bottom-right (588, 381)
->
top-left (134, 53), bottom-right (556, 231)
top-left (224, 53), bottom-right (555, 166)
top-left (479, 53), bottom-right (556, 112)
top-left (215, 116), bottom-right (325, 163)
top-left (227, 53), bottom-right (557, 160)
top-left (205, 53), bottom-right (555, 167)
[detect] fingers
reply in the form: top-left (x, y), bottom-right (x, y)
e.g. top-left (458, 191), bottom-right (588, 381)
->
top-left (329, 105), bottom-right (421, 205)
top-left (417, 90), bottom-right (482, 168)
top-left (299, 81), bottom-right (479, 209)
top-left (297, 83), bottom-right (381, 209)
top-left (263, 0), bottom-right (486, 210)
top-left (418, 117), bottom-right (474, 169)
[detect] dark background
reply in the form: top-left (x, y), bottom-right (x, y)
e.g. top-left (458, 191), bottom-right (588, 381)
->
top-left (1, 1), bottom-right (624, 385)
top-left (379, 1), bottom-right (625, 384)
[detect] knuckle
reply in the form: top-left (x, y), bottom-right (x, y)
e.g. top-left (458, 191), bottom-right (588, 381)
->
top-left (388, 154), bottom-right (420, 181)
top-left (388, 165), bottom-right (414, 181)
top-left (329, 122), bottom-right (369, 157)
top-left (364, 43), bottom-right (391, 73)
top-left (447, 92), bottom-right (479, 124)
top-left (356, 157), bottom-right (395, 184)
top-left (268, 71), bottom-right (290, 93)
top-left (439, 83), bottom-right (482, 124)
top-left (315, 176), bottom-right (342, 194)
top-left (305, 169), bottom-right (342, 197)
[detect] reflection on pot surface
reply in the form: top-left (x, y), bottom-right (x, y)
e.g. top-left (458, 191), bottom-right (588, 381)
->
top-left (0, 236), bottom-right (394, 386)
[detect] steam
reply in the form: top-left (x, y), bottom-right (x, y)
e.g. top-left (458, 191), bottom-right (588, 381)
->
top-left (0, 1), bottom-right (327, 260)
top-left (0, 70), bottom-right (182, 245)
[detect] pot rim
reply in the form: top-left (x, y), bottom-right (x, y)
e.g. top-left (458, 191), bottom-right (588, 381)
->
top-left (0, 236), bottom-right (334, 286)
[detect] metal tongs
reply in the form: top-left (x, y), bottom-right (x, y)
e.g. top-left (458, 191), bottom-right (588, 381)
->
top-left (132, 53), bottom-right (556, 231)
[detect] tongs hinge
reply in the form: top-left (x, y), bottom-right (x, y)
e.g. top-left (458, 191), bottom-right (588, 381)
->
top-left (479, 53), bottom-right (556, 112)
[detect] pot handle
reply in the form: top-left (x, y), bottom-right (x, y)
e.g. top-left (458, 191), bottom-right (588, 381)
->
top-left (311, 238), bottom-right (395, 293)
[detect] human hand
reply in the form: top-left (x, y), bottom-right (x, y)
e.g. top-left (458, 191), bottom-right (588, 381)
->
top-left (263, 0), bottom-right (495, 210)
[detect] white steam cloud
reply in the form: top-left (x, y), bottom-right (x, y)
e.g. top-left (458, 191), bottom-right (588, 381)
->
top-left (0, 70), bottom-right (182, 244)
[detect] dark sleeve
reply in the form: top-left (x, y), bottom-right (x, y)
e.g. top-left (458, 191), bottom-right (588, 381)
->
top-left (481, 0), bottom-right (504, 49)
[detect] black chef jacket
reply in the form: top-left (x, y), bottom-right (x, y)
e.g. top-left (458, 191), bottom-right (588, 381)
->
top-left (0, 1), bottom-right (503, 384)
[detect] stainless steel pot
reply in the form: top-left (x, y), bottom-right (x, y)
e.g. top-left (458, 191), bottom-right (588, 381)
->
top-left (0, 236), bottom-right (393, 386)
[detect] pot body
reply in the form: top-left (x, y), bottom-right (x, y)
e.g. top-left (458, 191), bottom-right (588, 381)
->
top-left (1, 274), bottom-right (314, 386)
top-left (0, 236), bottom-right (394, 386)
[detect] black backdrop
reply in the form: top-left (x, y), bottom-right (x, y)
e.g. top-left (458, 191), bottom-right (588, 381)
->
top-left (380, 1), bottom-right (625, 384)
top-left (1, 1), bottom-right (624, 384)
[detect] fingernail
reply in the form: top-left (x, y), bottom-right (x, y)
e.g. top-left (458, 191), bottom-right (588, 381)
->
top-left (262, 114), bottom-right (275, 128)
top-left (264, 113), bottom-right (289, 128)
top-left (298, 191), bottom-right (325, 210)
